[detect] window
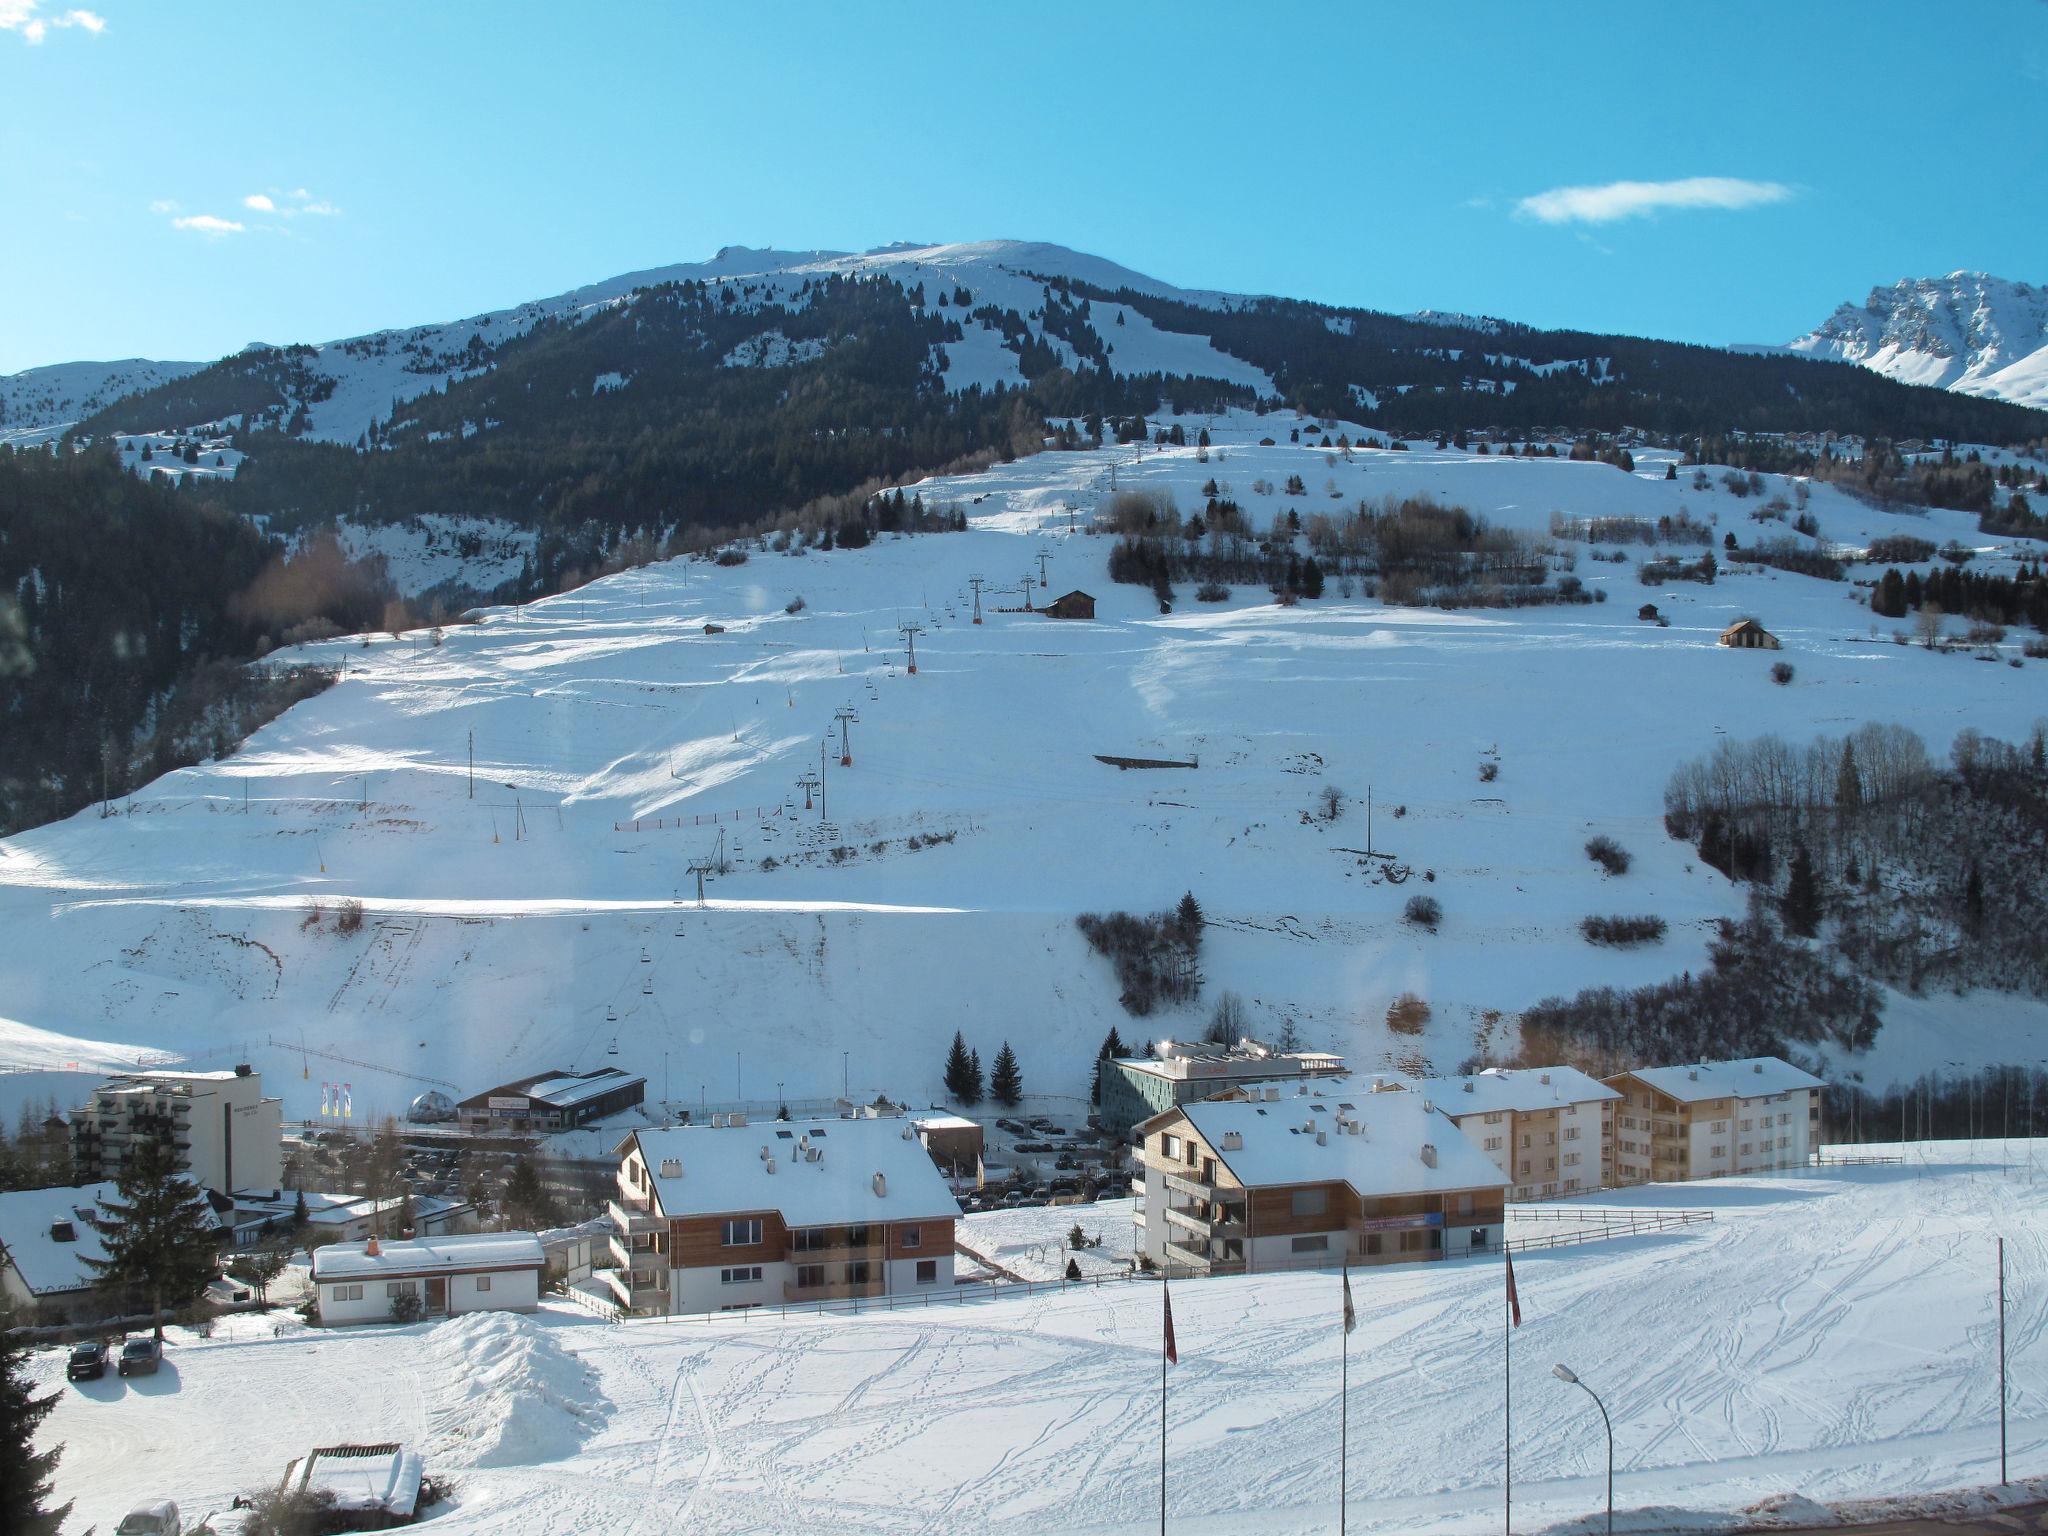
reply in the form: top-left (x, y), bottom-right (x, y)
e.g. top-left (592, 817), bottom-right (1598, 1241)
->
top-left (720, 1266), bottom-right (763, 1285)
top-left (1740, 1142), bottom-right (1752, 1156)
top-left (1563, 1152), bottom-right (1579, 1167)
top-left (1711, 1145), bottom-right (1726, 1158)
top-left (796, 1264), bottom-right (826, 1290)
top-left (845, 1224), bottom-right (872, 1248)
top-left (719, 1302), bottom-right (759, 1312)
top-left (900, 1226), bottom-right (921, 1250)
top-left (722, 1218), bottom-right (763, 1246)
top-left (1290, 1235), bottom-right (1328, 1254)
top-left (386, 1281), bottom-right (415, 1298)
top-left (1563, 1126), bottom-right (1579, 1142)
top-left (333, 1283), bottom-right (363, 1302)
top-left (1364, 1233), bottom-right (1382, 1256)
top-left (915, 1259), bottom-right (938, 1285)
top-left (475, 1275), bottom-right (491, 1293)
top-left (1483, 1136), bottom-right (1502, 1151)
top-left (1456, 1192), bottom-right (1474, 1217)
top-left (1712, 1120), bottom-right (1728, 1134)
top-left (1289, 1189), bottom-right (1326, 1217)
top-left (791, 1227), bottom-right (826, 1252)
top-left (1544, 1131), bottom-right (1556, 1146)
top-left (847, 1261), bottom-right (871, 1285)
top-left (1519, 1133), bottom-right (1531, 1149)
top-left (1162, 1134), bottom-right (1182, 1159)
top-left (1484, 1112), bottom-right (1502, 1125)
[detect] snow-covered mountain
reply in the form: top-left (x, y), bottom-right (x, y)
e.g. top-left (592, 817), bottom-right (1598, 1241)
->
top-left (1788, 272), bottom-right (2048, 409)
top-left (0, 356), bottom-right (201, 444)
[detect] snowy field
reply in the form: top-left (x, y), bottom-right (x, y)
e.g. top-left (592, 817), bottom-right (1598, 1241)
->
top-left (956, 1195), bottom-right (1138, 1280)
top-left (2, 410), bottom-right (2048, 1125)
top-left (31, 1143), bottom-right (2048, 1534)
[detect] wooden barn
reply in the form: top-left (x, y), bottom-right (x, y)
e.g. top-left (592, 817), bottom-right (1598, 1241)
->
top-left (1044, 590), bottom-right (1096, 620)
top-left (1637, 603), bottom-right (1660, 622)
top-left (1718, 618), bottom-right (1780, 650)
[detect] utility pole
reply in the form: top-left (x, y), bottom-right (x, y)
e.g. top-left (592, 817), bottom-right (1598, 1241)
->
top-left (818, 739), bottom-right (828, 822)
top-left (467, 729), bottom-right (474, 799)
top-left (835, 706), bottom-right (858, 767)
top-left (968, 575), bottom-right (986, 625)
top-left (899, 622), bottom-right (923, 675)
top-left (1366, 785), bottom-right (1374, 857)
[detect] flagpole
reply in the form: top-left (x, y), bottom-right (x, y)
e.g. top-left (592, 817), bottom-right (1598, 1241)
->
top-left (1341, 1263), bottom-right (1350, 1536)
top-left (1161, 1279), bottom-right (1169, 1536)
top-left (1504, 1250), bottom-right (1512, 1536)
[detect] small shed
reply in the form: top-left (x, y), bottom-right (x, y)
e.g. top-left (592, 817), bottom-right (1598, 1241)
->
top-left (1637, 603), bottom-right (1660, 622)
top-left (1044, 590), bottom-right (1096, 621)
top-left (1718, 618), bottom-right (1780, 650)
top-left (702, 623), bottom-right (725, 635)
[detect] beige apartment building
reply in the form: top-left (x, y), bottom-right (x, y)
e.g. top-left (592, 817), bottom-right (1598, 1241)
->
top-left (1604, 1056), bottom-right (1825, 1185)
top-left (1404, 1066), bottom-right (1621, 1201)
top-left (1131, 1089), bottom-right (1507, 1275)
top-left (70, 1064), bottom-right (283, 1197)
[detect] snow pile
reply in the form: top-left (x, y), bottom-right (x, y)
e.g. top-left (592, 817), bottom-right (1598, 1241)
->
top-left (422, 1311), bottom-right (607, 1468)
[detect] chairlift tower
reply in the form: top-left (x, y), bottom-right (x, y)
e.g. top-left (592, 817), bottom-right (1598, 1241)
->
top-left (1036, 548), bottom-right (1051, 587)
top-left (834, 706), bottom-right (858, 767)
top-left (1020, 569), bottom-right (1036, 611)
top-left (687, 856), bottom-right (715, 906)
top-left (898, 622), bottom-right (923, 675)
top-left (968, 576), bottom-right (986, 625)
top-left (798, 770), bottom-right (820, 812)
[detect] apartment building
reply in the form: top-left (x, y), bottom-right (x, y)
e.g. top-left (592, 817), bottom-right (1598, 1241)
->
top-left (1404, 1066), bottom-right (1621, 1201)
top-left (1131, 1089), bottom-right (1507, 1276)
top-left (608, 1112), bottom-right (959, 1316)
top-left (70, 1064), bottom-right (282, 1197)
top-left (1100, 1038), bottom-right (1349, 1140)
top-left (1604, 1056), bottom-right (1825, 1185)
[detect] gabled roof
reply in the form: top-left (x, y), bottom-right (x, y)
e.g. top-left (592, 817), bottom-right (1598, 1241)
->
top-left (0, 1182), bottom-right (118, 1296)
top-left (1403, 1065), bottom-right (1621, 1116)
top-left (628, 1115), bottom-right (958, 1228)
top-left (311, 1232), bottom-right (543, 1280)
top-left (1615, 1056), bottom-right (1826, 1104)
top-left (1176, 1094), bottom-right (1508, 1198)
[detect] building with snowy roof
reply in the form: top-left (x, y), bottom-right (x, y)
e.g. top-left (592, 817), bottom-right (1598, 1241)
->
top-left (310, 1231), bottom-right (543, 1325)
top-left (69, 1063), bottom-right (282, 1199)
top-left (1099, 1038), bottom-right (1349, 1140)
top-left (1603, 1056), bottom-right (1825, 1185)
top-left (1400, 1066), bottom-right (1621, 1201)
top-left (455, 1066), bottom-right (646, 1134)
top-left (1131, 1089), bottom-right (1508, 1277)
top-left (608, 1111), bottom-right (960, 1316)
top-left (0, 1181), bottom-right (120, 1322)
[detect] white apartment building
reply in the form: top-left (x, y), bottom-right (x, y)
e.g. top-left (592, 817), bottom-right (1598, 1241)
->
top-left (70, 1064), bottom-right (282, 1196)
top-left (1403, 1066), bottom-right (1621, 1200)
top-left (1604, 1056), bottom-right (1825, 1185)
top-left (608, 1112), bottom-right (960, 1316)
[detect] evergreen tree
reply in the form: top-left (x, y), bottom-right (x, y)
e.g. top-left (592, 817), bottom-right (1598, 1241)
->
top-left (291, 1189), bottom-right (309, 1232)
top-left (1835, 740), bottom-right (1863, 812)
top-left (1783, 844), bottom-right (1822, 938)
top-left (990, 1042), bottom-right (1023, 1107)
top-left (967, 1049), bottom-right (984, 1105)
top-left (1964, 860), bottom-right (1986, 937)
top-left (502, 1154), bottom-right (557, 1231)
top-left (943, 1031), bottom-right (977, 1102)
top-left (1176, 891), bottom-right (1204, 943)
top-left (1300, 556), bottom-right (1325, 599)
top-left (81, 1140), bottom-right (219, 1340)
top-left (0, 1308), bottom-right (69, 1535)
top-left (1089, 1027), bottom-right (1128, 1106)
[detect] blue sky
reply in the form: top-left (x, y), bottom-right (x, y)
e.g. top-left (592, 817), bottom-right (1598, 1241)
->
top-left (2, 0), bottom-right (2043, 374)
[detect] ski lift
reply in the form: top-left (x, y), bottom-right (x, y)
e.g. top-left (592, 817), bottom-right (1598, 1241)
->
top-left (640, 947), bottom-right (651, 964)
top-left (641, 977), bottom-right (653, 995)
top-left (674, 921), bottom-right (687, 937)
top-left (605, 1004), bottom-right (618, 1024)
top-left (607, 1037), bottom-right (620, 1057)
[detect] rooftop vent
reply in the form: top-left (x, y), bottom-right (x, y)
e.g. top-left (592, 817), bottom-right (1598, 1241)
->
top-left (1220, 1131), bottom-right (1243, 1151)
top-left (1538, 1072), bottom-right (1551, 1086)
top-left (1316, 1131), bottom-right (1327, 1147)
top-left (1422, 1099), bottom-right (1434, 1114)
top-left (730, 1112), bottom-right (747, 1127)
top-left (49, 1220), bottom-right (74, 1243)
top-left (1420, 1143), bottom-right (1438, 1168)
top-left (659, 1158), bottom-right (681, 1178)
top-left (711, 1113), bottom-right (728, 1128)
top-left (1462, 1081), bottom-right (1475, 1093)
top-left (759, 1145), bottom-right (770, 1161)
top-left (807, 1147), bottom-right (822, 1163)
top-left (765, 1156), bottom-right (777, 1175)
top-left (1687, 1069), bottom-right (1699, 1082)
top-left (234, 1063), bottom-right (253, 1077)
top-left (871, 1171), bottom-right (887, 1198)
top-left (1753, 1062), bottom-right (1764, 1073)
top-left (1262, 1087), bottom-right (1279, 1102)
top-left (901, 1124), bottom-right (915, 1140)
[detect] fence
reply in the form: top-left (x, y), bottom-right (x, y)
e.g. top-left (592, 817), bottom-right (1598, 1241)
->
top-left (584, 1264), bottom-right (1139, 1327)
top-left (613, 806), bottom-right (779, 833)
top-left (1504, 1208), bottom-right (1714, 1254)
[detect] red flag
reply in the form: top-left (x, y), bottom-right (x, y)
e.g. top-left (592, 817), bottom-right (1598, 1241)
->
top-left (1505, 1250), bottom-right (1522, 1327)
top-left (1163, 1279), bottom-right (1179, 1365)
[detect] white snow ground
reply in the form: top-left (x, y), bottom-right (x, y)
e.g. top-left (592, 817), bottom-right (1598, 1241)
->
top-left (31, 1143), bottom-right (2048, 1534)
top-left (2, 413), bottom-right (2046, 1127)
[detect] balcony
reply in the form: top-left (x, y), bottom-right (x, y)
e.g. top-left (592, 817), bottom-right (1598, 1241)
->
top-left (787, 1231), bottom-right (885, 1257)
top-left (1162, 1239), bottom-right (1216, 1273)
top-left (602, 1267), bottom-right (668, 1313)
top-left (1128, 1176), bottom-right (1146, 1199)
top-left (1160, 1169), bottom-right (1215, 1201)
top-left (1163, 1204), bottom-right (1245, 1241)
top-left (607, 1197), bottom-right (663, 1236)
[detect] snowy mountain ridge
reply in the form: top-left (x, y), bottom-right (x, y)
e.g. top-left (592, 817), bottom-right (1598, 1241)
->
top-left (1789, 271), bottom-right (2048, 409)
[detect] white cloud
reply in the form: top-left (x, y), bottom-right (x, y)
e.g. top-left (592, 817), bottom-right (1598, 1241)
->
top-left (296, 199), bottom-right (339, 217)
top-left (2, 3), bottom-right (106, 43)
top-left (243, 193), bottom-right (276, 212)
top-left (1514, 176), bottom-right (1795, 226)
top-left (148, 197), bottom-right (179, 215)
top-left (171, 213), bottom-right (245, 237)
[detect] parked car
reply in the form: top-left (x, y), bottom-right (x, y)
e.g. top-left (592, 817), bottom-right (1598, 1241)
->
top-left (114, 1499), bottom-right (181, 1535)
top-left (117, 1336), bottom-right (163, 1376)
top-left (66, 1340), bottom-right (109, 1381)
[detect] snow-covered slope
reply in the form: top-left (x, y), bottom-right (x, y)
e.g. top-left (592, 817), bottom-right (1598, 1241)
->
top-left (3, 412), bottom-right (2045, 1130)
top-left (1789, 272), bottom-right (2048, 409)
top-left (0, 357), bottom-right (201, 443)
top-left (30, 1147), bottom-right (2048, 1533)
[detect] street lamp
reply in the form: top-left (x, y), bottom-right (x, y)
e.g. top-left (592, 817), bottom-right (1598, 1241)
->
top-left (1553, 1363), bottom-right (1613, 1536)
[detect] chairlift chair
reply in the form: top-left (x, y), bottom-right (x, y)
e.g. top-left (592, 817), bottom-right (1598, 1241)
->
top-left (605, 1004), bottom-right (618, 1023)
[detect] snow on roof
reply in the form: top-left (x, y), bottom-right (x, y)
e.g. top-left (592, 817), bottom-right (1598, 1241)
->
top-left (1404, 1065), bottom-right (1621, 1116)
top-left (1621, 1056), bottom-right (1826, 1104)
top-left (908, 1112), bottom-right (980, 1132)
top-left (523, 1070), bottom-right (644, 1109)
top-left (312, 1232), bottom-right (543, 1280)
top-left (1180, 1095), bottom-right (1508, 1197)
top-left (631, 1116), bottom-right (958, 1228)
top-left (0, 1182), bottom-right (117, 1295)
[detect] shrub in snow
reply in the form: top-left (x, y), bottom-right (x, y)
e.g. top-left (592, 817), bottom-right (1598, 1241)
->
top-left (1478, 760), bottom-right (1499, 783)
top-left (1385, 992), bottom-right (1432, 1033)
top-left (1585, 835), bottom-right (1631, 876)
top-left (1403, 895), bottom-right (1442, 931)
top-left (1771, 662), bottom-right (1795, 686)
top-left (1581, 914), bottom-right (1668, 947)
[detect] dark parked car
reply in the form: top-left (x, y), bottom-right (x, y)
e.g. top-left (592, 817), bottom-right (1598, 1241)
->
top-left (117, 1336), bottom-right (163, 1376)
top-left (66, 1340), bottom-right (110, 1381)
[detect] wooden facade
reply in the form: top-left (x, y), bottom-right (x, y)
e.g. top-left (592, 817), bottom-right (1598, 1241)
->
top-left (1043, 590), bottom-right (1096, 620)
top-left (1718, 618), bottom-right (1780, 650)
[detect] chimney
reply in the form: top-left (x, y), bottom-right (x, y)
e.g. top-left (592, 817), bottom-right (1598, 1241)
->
top-left (872, 1171), bottom-right (887, 1197)
top-left (365, 1234), bottom-right (382, 1257)
top-left (659, 1157), bottom-right (681, 1178)
top-left (1687, 1069), bottom-right (1699, 1082)
top-left (1462, 1081), bottom-right (1475, 1093)
top-left (1420, 1143), bottom-right (1438, 1168)
top-left (1753, 1062), bottom-right (1764, 1074)
top-left (730, 1112), bottom-right (747, 1127)
top-left (1422, 1099), bottom-right (1434, 1114)
top-left (766, 1157), bottom-right (777, 1174)
top-left (1316, 1131), bottom-right (1327, 1147)
top-left (1538, 1072), bottom-right (1550, 1086)
top-left (234, 1063), bottom-right (253, 1077)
